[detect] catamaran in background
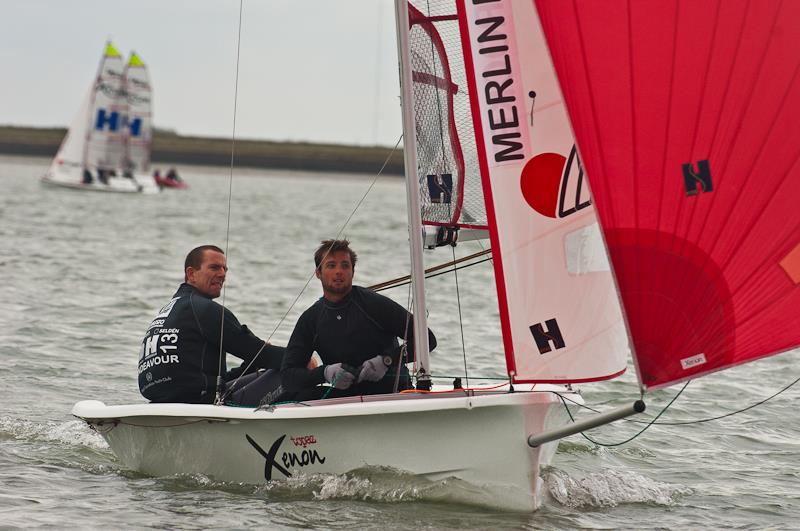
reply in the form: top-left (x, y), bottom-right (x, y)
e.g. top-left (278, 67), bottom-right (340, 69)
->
top-left (72, 0), bottom-right (800, 512)
top-left (42, 41), bottom-right (159, 194)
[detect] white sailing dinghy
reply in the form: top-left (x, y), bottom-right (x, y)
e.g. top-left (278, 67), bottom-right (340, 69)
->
top-left (72, 1), bottom-right (628, 511)
top-left (75, 0), bottom-right (800, 511)
top-left (42, 42), bottom-right (158, 194)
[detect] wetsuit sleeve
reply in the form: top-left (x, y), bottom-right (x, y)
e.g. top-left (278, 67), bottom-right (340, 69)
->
top-left (194, 298), bottom-right (283, 371)
top-left (281, 308), bottom-right (326, 391)
top-left (365, 289), bottom-right (437, 363)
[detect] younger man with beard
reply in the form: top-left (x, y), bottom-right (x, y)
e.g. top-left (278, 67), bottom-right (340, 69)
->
top-left (281, 239), bottom-right (436, 401)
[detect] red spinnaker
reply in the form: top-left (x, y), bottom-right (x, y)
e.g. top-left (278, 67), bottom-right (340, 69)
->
top-left (536, 0), bottom-right (800, 390)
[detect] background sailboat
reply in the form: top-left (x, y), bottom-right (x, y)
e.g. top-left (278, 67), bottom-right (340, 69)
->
top-left (42, 41), bottom-right (157, 193)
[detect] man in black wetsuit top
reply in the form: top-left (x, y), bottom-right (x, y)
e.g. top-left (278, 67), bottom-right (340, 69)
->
top-left (281, 239), bottom-right (436, 401)
top-left (138, 245), bottom-right (285, 405)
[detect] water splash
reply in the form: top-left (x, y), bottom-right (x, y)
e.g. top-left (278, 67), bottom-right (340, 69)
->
top-left (0, 416), bottom-right (107, 450)
top-left (556, 440), bottom-right (611, 456)
top-left (545, 467), bottom-right (691, 508)
top-left (253, 466), bottom-right (502, 509)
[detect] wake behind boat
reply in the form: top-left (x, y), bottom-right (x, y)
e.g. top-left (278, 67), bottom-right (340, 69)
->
top-left (42, 41), bottom-right (159, 194)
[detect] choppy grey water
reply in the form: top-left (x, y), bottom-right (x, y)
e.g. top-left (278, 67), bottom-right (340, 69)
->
top-left (1, 155), bottom-right (798, 529)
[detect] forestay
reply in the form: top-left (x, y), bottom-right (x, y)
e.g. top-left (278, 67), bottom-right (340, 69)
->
top-left (409, 0), bottom-right (628, 383)
top-left (536, 0), bottom-right (800, 390)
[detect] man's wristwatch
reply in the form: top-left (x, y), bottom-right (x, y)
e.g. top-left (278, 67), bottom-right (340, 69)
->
top-left (382, 355), bottom-right (393, 367)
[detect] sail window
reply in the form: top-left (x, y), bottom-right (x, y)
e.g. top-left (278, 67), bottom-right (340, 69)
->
top-left (564, 223), bottom-right (611, 275)
top-left (779, 243), bottom-right (800, 284)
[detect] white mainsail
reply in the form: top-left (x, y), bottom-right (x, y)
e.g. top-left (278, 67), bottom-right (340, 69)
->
top-left (85, 41), bottom-right (127, 174)
top-left (121, 51), bottom-right (152, 175)
top-left (42, 41), bottom-right (155, 193)
top-left (46, 86), bottom-right (93, 184)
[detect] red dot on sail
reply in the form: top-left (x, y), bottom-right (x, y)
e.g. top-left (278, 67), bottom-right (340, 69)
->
top-left (520, 152), bottom-right (565, 218)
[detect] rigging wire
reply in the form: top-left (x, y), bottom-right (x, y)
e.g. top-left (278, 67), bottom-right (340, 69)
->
top-left (215, 0), bottom-right (245, 405)
top-left (262, 134), bottom-right (403, 345)
top-left (221, 134), bottom-right (404, 398)
top-left (450, 244), bottom-right (470, 389)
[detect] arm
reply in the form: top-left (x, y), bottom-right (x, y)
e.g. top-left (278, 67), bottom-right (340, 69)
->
top-left (223, 315), bottom-right (284, 371)
top-left (363, 289), bottom-right (437, 364)
top-left (280, 309), bottom-right (326, 392)
top-left (193, 296), bottom-right (283, 371)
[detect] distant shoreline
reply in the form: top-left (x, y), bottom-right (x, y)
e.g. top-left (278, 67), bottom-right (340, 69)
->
top-left (0, 126), bottom-right (405, 176)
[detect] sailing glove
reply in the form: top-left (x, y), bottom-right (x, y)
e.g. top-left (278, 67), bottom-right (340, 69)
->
top-left (357, 355), bottom-right (390, 383)
top-left (324, 363), bottom-right (355, 389)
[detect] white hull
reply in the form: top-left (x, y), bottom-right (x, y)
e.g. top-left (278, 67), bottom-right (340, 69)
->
top-left (131, 172), bottom-right (160, 195)
top-left (41, 167), bottom-right (159, 194)
top-left (73, 386), bottom-right (578, 511)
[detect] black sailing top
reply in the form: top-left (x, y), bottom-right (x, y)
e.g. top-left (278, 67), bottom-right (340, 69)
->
top-left (281, 285), bottom-right (436, 395)
top-left (138, 283), bottom-right (283, 403)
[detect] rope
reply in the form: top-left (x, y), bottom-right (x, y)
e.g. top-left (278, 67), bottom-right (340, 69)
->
top-left (368, 249), bottom-right (491, 291)
top-left (214, 0), bottom-right (245, 405)
top-left (555, 374), bottom-right (800, 446)
top-left (431, 374), bottom-right (507, 381)
top-left (629, 374), bottom-right (800, 426)
top-left (400, 381), bottom-right (509, 394)
top-left (561, 382), bottom-right (689, 447)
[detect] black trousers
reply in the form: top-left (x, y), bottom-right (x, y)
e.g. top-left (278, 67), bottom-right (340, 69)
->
top-left (224, 369), bottom-right (282, 407)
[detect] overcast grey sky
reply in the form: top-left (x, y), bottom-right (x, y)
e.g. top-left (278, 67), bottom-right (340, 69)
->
top-left (0, 0), bottom-right (403, 146)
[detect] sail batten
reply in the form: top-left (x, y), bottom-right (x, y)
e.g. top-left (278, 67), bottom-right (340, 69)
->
top-left (536, 0), bottom-right (800, 391)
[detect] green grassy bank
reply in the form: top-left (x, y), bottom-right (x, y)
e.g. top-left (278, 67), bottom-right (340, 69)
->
top-left (0, 126), bottom-right (405, 176)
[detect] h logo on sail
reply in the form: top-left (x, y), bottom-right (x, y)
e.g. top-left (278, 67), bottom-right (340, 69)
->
top-left (95, 109), bottom-right (120, 131)
top-left (123, 115), bottom-right (142, 136)
top-left (95, 109), bottom-right (142, 136)
top-left (529, 318), bottom-right (566, 354)
top-left (682, 160), bottom-right (713, 196)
